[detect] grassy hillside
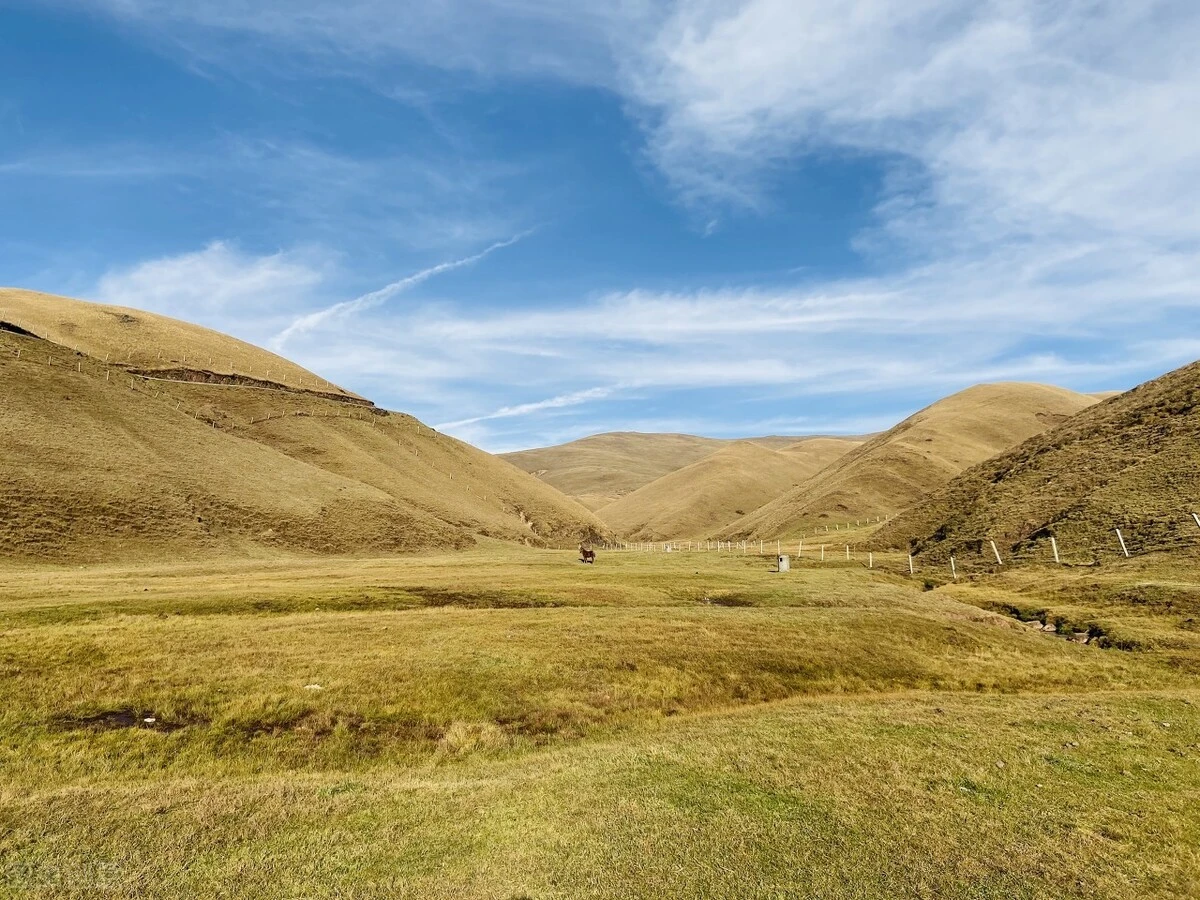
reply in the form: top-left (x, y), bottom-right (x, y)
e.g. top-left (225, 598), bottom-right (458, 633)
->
top-left (0, 293), bottom-right (605, 560)
top-left (598, 437), bottom-right (860, 540)
top-left (1, 287), bottom-right (357, 399)
top-left (719, 383), bottom-right (1098, 540)
top-left (501, 432), bottom-right (728, 509)
top-left (876, 360), bottom-right (1200, 565)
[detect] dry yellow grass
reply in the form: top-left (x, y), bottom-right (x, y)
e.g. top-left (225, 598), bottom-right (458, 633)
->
top-left (0, 294), bottom-right (605, 561)
top-left (720, 382), bottom-right (1098, 540)
top-left (598, 437), bottom-right (860, 540)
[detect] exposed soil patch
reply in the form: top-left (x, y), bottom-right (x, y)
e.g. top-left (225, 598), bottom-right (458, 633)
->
top-left (126, 367), bottom-right (373, 407)
top-left (51, 708), bottom-right (194, 733)
top-left (0, 320), bottom-right (38, 338)
top-left (413, 588), bottom-right (560, 609)
top-left (701, 594), bottom-right (756, 607)
top-left (980, 602), bottom-right (1140, 650)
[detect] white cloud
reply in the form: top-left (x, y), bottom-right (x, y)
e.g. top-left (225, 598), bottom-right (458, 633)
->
top-left (94, 241), bottom-right (327, 322)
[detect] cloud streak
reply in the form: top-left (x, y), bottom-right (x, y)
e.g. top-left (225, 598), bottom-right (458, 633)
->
top-left (436, 386), bottom-right (616, 430)
top-left (271, 232), bottom-right (530, 349)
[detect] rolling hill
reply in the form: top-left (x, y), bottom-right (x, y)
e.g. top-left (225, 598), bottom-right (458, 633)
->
top-left (717, 383), bottom-right (1099, 541)
top-left (0, 288), bottom-right (606, 561)
top-left (501, 433), bottom-right (730, 510)
top-left (598, 437), bottom-right (861, 540)
top-left (875, 360), bottom-right (1200, 564)
top-left (501, 431), bottom-right (870, 510)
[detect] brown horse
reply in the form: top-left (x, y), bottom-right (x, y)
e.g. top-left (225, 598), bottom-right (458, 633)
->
top-left (579, 544), bottom-right (596, 564)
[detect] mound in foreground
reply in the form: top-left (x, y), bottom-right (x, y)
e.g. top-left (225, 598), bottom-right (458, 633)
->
top-left (719, 383), bottom-right (1098, 540)
top-left (876, 360), bottom-right (1200, 564)
top-left (0, 289), bottom-right (605, 560)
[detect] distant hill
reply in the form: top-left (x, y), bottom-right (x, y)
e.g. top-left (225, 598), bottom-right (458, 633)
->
top-left (501, 431), bottom-right (867, 510)
top-left (717, 383), bottom-right (1099, 540)
top-left (597, 437), bottom-right (861, 540)
top-left (502, 433), bottom-right (734, 510)
top-left (0, 288), bottom-right (605, 561)
top-left (876, 361), bottom-right (1200, 564)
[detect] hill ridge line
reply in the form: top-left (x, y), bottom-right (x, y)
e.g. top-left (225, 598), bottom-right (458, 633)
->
top-left (126, 367), bottom-right (376, 407)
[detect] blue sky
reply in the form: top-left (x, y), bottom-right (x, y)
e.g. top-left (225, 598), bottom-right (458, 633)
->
top-left (3, 1), bottom-right (1199, 452)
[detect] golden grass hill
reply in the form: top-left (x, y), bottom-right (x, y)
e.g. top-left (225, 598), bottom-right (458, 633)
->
top-left (0, 288), bottom-right (606, 562)
top-left (877, 359), bottom-right (1200, 565)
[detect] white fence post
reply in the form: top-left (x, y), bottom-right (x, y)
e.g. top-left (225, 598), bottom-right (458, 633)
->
top-left (950, 556), bottom-right (958, 580)
top-left (1051, 536), bottom-right (1061, 564)
top-left (820, 545), bottom-right (825, 561)
top-left (908, 554), bottom-right (914, 575)
top-left (990, 540), bottom-right (1003, 565)
top-left (869, 552), bottom-right (874, 569)
top-left (1192, 513), bottom-right (1200, 530)
top-left (1115, 528), bottom-right (1130, 558)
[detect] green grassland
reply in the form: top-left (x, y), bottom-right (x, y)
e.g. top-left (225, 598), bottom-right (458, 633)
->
top-left (2, 546), bottom-right (1199, 898)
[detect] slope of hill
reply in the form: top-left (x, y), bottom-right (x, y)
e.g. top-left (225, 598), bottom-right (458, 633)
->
top-left (0, 291), bottom-right (605, 561)
top-left (875, 361), bottom-right (1200, 563)
top-left (597, 438), bottom-right (861, 540)
top-left (501, 432), bottom-right (728, 510)
top-left (717, 383), bottom-right (1099, 540)
top-left (1, 287), bottom-right (357, 399)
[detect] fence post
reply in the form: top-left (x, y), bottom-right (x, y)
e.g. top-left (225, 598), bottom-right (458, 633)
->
top-left (845, 545), bottom-right (850, 560)
top-left (950, 556), bottom-right (957, 580)
top-left (869, 552), bottom-right (873, 569)
top-left (1051, 536), bottom-right (1060, 564)
top-left (1192, 513), bottom-right (1200, 530)
top-left (990, 540), bottom-right (1003, 565)
top-left (820, 545), bottom-right (825, 561)
top-left (1115, 528), bottom-right (1130, 558)
top-left (908, 554), bottom-right (914, 575)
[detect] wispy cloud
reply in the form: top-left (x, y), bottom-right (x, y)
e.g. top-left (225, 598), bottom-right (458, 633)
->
top-left (94, 241), bottom-right (328, 320)
top-left (271, 232), bottom-right (529, 349)
top-left (436, 386), bottom-right (616, 430)
top-left (51, 1), bottom-right (1200, 452)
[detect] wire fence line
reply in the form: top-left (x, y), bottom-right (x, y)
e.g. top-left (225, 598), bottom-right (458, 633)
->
top-left (601, 513), bottom-right (1200, 578)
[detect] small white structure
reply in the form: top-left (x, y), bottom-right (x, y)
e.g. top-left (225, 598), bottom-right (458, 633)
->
top-left (777, 554), bottom-right (790, 572)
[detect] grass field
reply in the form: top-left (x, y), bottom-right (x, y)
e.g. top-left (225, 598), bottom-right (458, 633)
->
top-left (3, 545), bottom-right (1198, 898)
